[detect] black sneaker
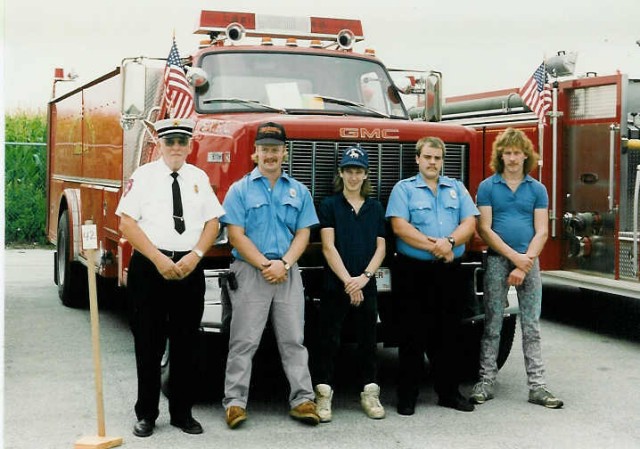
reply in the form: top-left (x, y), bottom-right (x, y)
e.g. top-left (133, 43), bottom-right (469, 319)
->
top-left (396, 397), bottom-right (416, 416)
top-left (438, 392), bottom-right (475, 412)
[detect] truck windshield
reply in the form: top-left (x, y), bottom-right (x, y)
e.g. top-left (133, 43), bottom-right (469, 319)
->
top-left (196, 51), bottom-right (408, 119)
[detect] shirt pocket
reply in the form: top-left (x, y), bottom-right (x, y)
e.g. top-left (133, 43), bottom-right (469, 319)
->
top-left (246, 191), bottom-right (270, 225)
top-left (280, 195), bottom-right (303, 232)
top-left (442, 195), bottom-right (461, 220)
top-left (409, 200), bottom-right (433, 226)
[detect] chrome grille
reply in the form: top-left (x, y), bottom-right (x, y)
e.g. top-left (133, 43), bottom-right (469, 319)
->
top-left (286, 141), bottom-right (468, 207)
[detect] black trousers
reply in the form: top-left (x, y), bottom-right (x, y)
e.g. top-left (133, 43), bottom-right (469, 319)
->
top-left (127, 250), bottom-right (205, 421)
top-left (394, 254), bottom-right (466, 401)
top-left (314, 286), bottom-right (378, 388)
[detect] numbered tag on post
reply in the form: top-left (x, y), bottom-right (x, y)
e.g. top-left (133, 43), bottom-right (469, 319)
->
top-left (81, 223), bottom-right (98, 250)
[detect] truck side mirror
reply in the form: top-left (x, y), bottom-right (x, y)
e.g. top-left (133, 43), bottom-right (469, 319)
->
top-left (187, 67), bottom-right (208, 89)
top-left (425, 71), bottom-right (442, 122)
top-left (121, 59), bottom-right (147, 130)
top-left (398, 71), bottom-right (442, 122)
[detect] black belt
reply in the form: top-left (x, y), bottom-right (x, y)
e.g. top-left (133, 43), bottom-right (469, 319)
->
top-left (158, 249), bottom-right (192, 260)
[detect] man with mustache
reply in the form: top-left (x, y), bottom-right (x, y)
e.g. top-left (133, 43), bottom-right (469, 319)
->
top-left (386, 136), bottom-right (478, 415)
top-left (470, 127), bottom-right (563, 409)
top-left (221, 121), bottom-right (320, 428)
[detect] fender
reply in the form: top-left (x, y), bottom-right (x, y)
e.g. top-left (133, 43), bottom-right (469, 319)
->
top-left (59, 188), bottom-right (83, 264)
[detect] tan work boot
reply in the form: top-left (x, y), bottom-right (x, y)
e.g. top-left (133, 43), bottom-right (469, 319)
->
top-left (225, 406), bottom-right (247, 429)
top-left (289, 400), bottom-right (320, 425)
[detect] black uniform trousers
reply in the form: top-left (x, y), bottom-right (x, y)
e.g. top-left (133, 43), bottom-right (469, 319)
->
top-left (394, 254), bottom-right (466, 402)
top-left (127, 250), bottom-right (205, 422)
top-left (314, 286), bottom-right (378, 388)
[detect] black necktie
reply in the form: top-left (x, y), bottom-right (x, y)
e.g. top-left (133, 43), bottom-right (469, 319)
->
top-left (171, 172), bottom-right (185, 234)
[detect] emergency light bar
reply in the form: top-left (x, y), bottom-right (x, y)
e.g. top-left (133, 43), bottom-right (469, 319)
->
top-left (195, 10), bottom-right (364, 42)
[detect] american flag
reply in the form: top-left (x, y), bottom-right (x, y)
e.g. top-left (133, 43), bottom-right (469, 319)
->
top-left (519, 62), bottom-right (551, 123)
top-left (162, 39), bottom-right (194, 119)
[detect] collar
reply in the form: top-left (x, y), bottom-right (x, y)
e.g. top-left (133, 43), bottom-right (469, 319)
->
top-left (249, 166), bottom-right (291, 183)
top-left (159, 159), bottom-right (187, 177)
top-left (415, 173), bottom-right (454, 189)
top-left (493, 173), bottom-right (534, 184)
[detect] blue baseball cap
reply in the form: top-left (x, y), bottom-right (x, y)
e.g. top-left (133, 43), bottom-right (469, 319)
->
top-left (339, 146), bottom-right (369, 169)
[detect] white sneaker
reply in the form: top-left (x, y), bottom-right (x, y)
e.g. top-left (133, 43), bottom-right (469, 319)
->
top-left (360, 383), bottom-right (385, 419)
top-left (314, 384), bottom-right (333, 422)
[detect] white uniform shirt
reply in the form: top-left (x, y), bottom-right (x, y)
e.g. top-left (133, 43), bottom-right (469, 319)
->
top-left (116, 159), bottom-right (225, 251)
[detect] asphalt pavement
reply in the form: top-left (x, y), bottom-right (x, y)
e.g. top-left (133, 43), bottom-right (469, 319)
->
top-left (4, 249), bottom-right (640, 449)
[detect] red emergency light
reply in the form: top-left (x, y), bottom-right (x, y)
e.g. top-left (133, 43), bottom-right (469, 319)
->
top-left (195, 10), bottom-right (364, 42)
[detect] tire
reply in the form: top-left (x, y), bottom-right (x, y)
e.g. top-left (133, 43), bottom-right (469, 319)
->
top-left (457, 313), bottom-right (517, 380)
top-left (56, 210), bottom-right (88, 308)
top-left (161, 330), bottom-right (227, 402)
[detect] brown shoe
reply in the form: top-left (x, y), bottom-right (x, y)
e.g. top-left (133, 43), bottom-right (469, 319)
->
top-left (225, 406), bottom-right (247, 429)
top-left (289, 400), bottom-right (319, 425)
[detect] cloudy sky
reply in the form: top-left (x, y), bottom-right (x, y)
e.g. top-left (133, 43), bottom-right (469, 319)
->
top-left (4, 0), bottom-right (640, 112)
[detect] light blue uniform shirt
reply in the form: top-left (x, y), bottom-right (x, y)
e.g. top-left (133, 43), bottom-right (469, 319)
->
top-left (476, 173), bottom-right (548, 254)
top-left (386, 174), bottom-right (479, 261)
top-left (221, 167), bottom-right (319, 261)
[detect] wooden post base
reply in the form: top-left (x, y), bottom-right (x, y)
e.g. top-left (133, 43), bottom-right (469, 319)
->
top-left (74, 435), bottom-right (123, 449)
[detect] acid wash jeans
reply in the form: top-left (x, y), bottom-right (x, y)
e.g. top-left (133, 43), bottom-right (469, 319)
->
top-left (478, 255), bottom-right (546, 388)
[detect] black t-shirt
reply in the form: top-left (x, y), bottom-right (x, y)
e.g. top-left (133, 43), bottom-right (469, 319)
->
top-left (318, 193), bottom-right (386, 293)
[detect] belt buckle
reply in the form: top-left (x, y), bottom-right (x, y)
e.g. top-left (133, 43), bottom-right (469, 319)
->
top-left (162, 249), bottom-right (175, 258)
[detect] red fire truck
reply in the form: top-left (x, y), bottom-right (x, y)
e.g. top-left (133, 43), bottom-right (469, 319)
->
top-left (441, 66), bottom-right (640, 299)
top-left (47, 10), bottom-right (518, 394)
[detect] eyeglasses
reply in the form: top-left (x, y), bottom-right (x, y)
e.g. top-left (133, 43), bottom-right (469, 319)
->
top-left (162, 135), bottom-right (190, 146)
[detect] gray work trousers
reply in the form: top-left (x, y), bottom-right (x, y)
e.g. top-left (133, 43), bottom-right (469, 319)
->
top-left (222, 259), bottom-right (315, 409)
top-left (479, 255), bottom-right (546, 388)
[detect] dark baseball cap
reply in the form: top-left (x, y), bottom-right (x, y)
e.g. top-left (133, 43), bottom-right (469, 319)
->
top-left (255, 122), bottom-right (286, 145)
top-left (339, 146), bottom-right (369, 169)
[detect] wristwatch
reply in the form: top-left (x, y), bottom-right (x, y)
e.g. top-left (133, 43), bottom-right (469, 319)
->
top-left (192, 248), bottom-right (204, 258)
top-left (446, 236), bottom-right (456, 248)
top-left (364, 270), bottom-right (375, 279)
top-left (281, 258), bottom-right (291, 271)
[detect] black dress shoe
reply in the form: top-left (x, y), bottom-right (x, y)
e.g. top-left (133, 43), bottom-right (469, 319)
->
top-left (397, 398), bottom-right (416, 416)
top-left (133, 418), bottom-right (155, 437)
top-left (438, 392), bottom-right (475, 412)
top-left (170, 416), bottom-right (204, 434)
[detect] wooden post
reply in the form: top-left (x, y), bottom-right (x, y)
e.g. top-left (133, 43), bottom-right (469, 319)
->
top-left (74, 221), bottom-right (123, 449)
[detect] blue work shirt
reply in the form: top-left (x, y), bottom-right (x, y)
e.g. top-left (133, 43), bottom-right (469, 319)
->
top-left (386, 174), bottom-right (479, 261)
top-left (221, 167), bottom-right (319, 261)
top-left (318, 193), bottom-right (386, 293)
top-left (476, 173), bottom-right (548, 253)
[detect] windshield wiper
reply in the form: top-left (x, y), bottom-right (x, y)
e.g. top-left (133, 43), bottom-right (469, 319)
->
top-left (309, 95), bottom-right (389, 118)
top-left (202, 97), bottom-right (287, 113)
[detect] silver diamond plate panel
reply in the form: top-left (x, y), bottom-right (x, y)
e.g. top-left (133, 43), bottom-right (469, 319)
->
top-left (568, 84), bottom-right (617, 120)
top-left (618, 236), bottom-right (639, 280)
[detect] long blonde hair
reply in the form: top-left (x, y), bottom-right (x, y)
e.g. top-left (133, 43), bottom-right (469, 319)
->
top-left (490, 128), bottom-right (539, 174)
